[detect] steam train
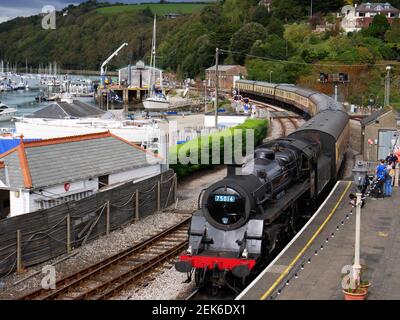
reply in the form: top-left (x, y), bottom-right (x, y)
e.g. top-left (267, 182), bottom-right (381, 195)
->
top-left (175, 80), bottom-right (350, 292)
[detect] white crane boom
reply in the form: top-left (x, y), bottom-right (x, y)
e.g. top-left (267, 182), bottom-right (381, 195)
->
top-left (100, 42), bottom-right (128, 85)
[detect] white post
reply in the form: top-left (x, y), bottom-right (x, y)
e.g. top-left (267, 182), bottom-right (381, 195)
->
top-left (352, 192), bottom-right (362, 285)
top-left (334, 84), bottom-right (338, 102)
top-left (214, 48), bottom-right (219, 128)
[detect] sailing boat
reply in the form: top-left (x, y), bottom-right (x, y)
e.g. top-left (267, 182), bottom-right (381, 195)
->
top-left (143, 16), bottom-right (170, 111)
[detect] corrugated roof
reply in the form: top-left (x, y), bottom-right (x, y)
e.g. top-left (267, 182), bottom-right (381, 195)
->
top-left (0, 132), bottom-right (160, 189)
top-left (360, 106), bottom-right (392, 126)
top-left (28, 101), bottom-right (105, 119)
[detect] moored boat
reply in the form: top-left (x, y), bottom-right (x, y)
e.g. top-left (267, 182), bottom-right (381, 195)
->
top-left (0, 103), bottom-right (17, 122)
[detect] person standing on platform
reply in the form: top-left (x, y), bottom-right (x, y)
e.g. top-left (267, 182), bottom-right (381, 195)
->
top-left (395, 147), bottom-right (400, 187)
top-left (376, 159), bottom-right (387, 197)
top-left (385, 163), bottom-right (394, 197)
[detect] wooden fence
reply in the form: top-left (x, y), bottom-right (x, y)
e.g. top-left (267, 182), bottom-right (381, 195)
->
top-left (0, 170), bottom-right (177, 277)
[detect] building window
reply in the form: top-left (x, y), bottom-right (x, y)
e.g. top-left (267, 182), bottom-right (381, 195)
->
top-left (98, 175), bottom-right (109, 189)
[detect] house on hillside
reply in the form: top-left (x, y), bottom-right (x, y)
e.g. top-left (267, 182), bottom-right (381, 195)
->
top-left (0, 132), bottom-right (161, 218)
top-left (206, 65), bottom-right (248, 92)
top-left (341, 2), bottom-right (400, 32)
top-left (258, 0), bottom-right (272, 12)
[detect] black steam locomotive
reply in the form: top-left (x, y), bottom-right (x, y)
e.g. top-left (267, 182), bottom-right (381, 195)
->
top-left (175, 81), bottom-right (350, 292)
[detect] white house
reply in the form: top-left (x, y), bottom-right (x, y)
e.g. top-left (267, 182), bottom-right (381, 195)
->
top-left (341, 2), bottom-right (400, 32)
top-left (0, 132), bottom-right (161, 218)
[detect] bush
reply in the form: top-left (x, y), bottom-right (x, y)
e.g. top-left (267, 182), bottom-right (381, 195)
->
top-left (170, 119), bottom-right (268, 179)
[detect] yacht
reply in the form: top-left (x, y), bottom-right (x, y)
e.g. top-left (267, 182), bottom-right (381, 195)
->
top-left (143, 16), bottom-right (170, 111)
top-left (0, 103), bottom-right (17, 121)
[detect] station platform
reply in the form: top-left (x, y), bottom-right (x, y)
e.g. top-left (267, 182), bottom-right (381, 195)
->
top-left (238, 181), bottom-right (400, 300)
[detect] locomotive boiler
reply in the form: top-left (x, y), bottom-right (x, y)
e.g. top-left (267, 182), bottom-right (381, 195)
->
top-left (175, 81), bottom-right (349, 292)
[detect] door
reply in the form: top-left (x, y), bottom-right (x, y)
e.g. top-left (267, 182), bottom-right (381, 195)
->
top-left (378, 130), bottom-right (397, 160)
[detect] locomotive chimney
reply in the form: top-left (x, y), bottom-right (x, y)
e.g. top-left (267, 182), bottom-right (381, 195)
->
top-left (227, 163), bottom-right (243, 176)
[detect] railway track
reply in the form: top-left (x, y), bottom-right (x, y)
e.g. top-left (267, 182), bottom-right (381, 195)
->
top-left (255, 101), bottom-right (300, 138)
top-left (19, 217), bottom-right (191, 300)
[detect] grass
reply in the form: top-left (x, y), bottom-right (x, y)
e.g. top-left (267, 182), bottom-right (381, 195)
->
top-left (97, 3), bottom-right (210, 15)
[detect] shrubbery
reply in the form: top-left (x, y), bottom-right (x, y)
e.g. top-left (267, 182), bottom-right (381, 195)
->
top-left (170, 119), bottom-right (268, 179)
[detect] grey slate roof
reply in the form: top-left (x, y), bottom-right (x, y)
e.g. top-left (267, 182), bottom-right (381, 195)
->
top-left (356, 3), bottom-right (399, 13)
top-left (28, 100), bottom-right (105, 119)
top-left (206, 65), bottom-right (245, 72)
top-left (0, 132), bottom-right (160, 190)
top-left (360, 106), bottom-right (392, 126)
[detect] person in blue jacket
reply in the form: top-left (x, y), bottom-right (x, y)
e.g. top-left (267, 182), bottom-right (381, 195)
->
top-left (376, 159), bottom-right (387, 197)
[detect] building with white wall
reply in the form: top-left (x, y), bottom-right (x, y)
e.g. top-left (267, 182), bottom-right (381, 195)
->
top-left (0, 132), bottom-right (161, 218)
top-left (341, 2), bottom-right (400, 32)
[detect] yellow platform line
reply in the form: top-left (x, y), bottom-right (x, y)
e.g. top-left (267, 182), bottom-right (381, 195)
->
top-left (260, 181), bottom-right (352, 300)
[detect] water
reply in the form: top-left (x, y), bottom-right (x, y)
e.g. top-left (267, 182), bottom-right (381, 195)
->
top-left (0, 82), bottom-right (98, 130)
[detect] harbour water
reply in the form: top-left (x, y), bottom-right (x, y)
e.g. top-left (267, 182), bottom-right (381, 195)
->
top-left (0, 74), bottom-right (99, 129)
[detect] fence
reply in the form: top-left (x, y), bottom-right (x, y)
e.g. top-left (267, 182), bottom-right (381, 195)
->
top-left (0, 170), bottom-right (177, 277)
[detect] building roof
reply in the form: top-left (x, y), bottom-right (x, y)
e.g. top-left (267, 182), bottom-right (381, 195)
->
top-left (206, 65), bottom-right (247, 72)
top-left (28, 100), bottom-right (105, 119)
top-left (356, 2), bottom-right (399, 13)
top-left (0, 132), bottom-right (160, 190)
top-left (360, 106), bottom-right (393, 126)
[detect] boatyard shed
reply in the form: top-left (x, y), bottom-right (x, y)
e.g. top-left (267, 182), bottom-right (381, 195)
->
top-left (0, 132), bottom-right (161, 218)
top-left (361, 106), bottom-right (398, 162)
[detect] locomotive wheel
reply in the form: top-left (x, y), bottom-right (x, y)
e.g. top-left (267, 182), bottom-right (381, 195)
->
top-left (195, 268), bottom-right (207, 287)
top-left (289, 212), bottom-right (299, 236)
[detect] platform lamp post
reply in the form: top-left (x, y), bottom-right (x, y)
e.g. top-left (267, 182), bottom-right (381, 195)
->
top-left (351, 161), bottom-right (368, 286)
top-left (269, 71), bottom-right (273, 83)
top-left (384, 66), bottom-right (392, 107)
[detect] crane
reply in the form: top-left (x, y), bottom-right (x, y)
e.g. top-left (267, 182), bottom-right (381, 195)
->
top-left (100, 42), bottom-right (128, 87)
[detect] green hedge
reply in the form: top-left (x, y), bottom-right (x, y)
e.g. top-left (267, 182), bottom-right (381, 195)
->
top-left (170, 119), bottom-right (268, 179)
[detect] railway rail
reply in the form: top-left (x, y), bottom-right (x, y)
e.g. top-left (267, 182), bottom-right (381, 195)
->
top-left (19, 217), bottom-right (191, 300)
top-left (255, 101), bottom-right (300, 138)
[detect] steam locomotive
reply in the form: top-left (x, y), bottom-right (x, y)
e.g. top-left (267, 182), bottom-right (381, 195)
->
top-left (175, 81), bottom-right (350, 292)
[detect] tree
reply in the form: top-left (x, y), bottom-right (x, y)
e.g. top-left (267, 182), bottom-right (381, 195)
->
top-left (364, 14), bottom-right (390, 39)
top-left (250, 5), bottom-right (271, 26)
top-left (271, 0), bottom-right (305, 23)
top-left (385, 18), bottom-right (400, 43)
top-left (284, 23), bottom-right (312, 43)
top-left (267, 17), bottom-right (285, 37)
top-left (230, 22), bottom-right (267, 64)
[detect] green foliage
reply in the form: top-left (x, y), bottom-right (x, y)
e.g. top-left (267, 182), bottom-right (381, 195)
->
top-left (170, 119), bottom-right (268, 179)
top-left (363, 14), bottom-right (390, 39)
top-left (230, 23), bottom-right (267, 64)
top-left (385, 18), bottom-right (400, 43)
top-left (250, 35), bottom-right (296, 60)
top-left (271, 0), bottom-right (305, 22)
top-left (266, 18), bottom-right (285, 37)
top-left (284, 23), bottom-right (312, 43)
top-left (246, 56), bottom-right (310, 83)
top-left (97, 3), bottom-right (208, 15)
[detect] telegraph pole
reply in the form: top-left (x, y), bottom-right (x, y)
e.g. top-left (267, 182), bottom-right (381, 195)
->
top-left (384, 66), bottom-right (391, 107)
top-left (214, 48), bottom-right (219, 128)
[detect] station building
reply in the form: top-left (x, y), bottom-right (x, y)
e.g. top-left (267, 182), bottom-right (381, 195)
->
top-left (0, 132), bottom-right (161, 218)
top-left (361, 106), bottom-right (398, 162)
top-left (205, 65), bottom-right (247, 91)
